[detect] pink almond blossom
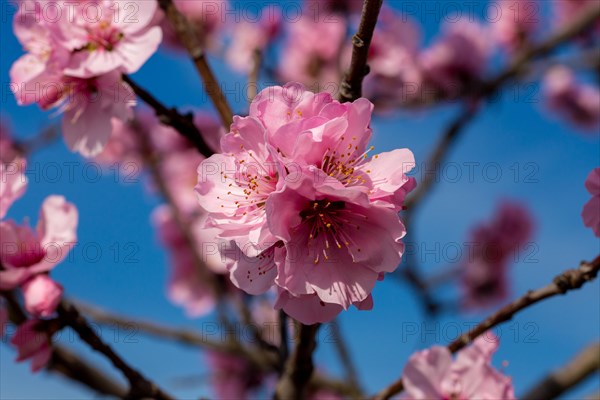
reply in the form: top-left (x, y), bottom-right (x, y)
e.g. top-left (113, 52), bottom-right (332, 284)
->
top-left (403, 334), bottom-right (515, 400)
top-left (543, 66), bottom-right (600, 131)
top-left (198, 84), bottom-right (415, 323)
top-left (11, 319), bottom-right (53, 372)
top-left (0, 196), bottom-right (78, 290)
top-left (491, 0), bottom-right (539, 51)
top-left (22, 274), bottom-right (63, 317)
top-left (462, 201), bottom-right (534, 309)
top-left (54, 0), bottom-right (162, 78)
top-left (582, 168), bottom-right (600, 237)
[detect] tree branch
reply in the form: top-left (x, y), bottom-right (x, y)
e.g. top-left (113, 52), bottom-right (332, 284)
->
top-left (157, 0), bottom-right (234, 127)
top-left (338, 0), bottom-right (383, 103)
top-left (374, 255), bottom-right (600, 400)
top-left (274, 323), bottom-right (320, 400)
top-left (329, 320), bottom-right (362, 396)
top-left (123, 75), bottom-right (214, 158)
top-left (57, 301), bottom-right (175, 400)
top-left (521, 341), bottom-right (600, 400)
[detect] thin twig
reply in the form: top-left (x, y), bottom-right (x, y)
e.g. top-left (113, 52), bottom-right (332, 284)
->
top-left (73, 299), bottom-right (277, 371)
top-left (123, 75), bottom-right (214, 157)
top-left (157, 0), bottom-right (234, 127)
top-left (521, 341), bottom-right (600, 400)
top-left (274, 323), bottom-right (320, 400)
top-left (329, 320), bottom-right (362, 396)
top-left (1, 290), bottom-right (128, 398)
top-left (374, 255), bottom-right (600, 400)
top-left (57, 301), bottom-right (175, 400)
top-left (278, 310), bottom-right (289, 372)
top-left (338, 0), bottom-right (383, 103)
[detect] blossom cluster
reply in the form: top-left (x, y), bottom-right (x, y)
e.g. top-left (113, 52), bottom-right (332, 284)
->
top-left (0, 131), bottom-right (78, 371)
top-left (10, 0), bottom-right (162, 157)
top-left (196, 83), bottom-right (416, 324)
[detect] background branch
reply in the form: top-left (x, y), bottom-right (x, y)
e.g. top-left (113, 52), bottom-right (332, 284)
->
top-left (123, 75), bottom-right (214, 157)
top-left (521, 341), bottom-right (600, 400)
top-left (374, 254), bottom-right (600, 400)
top-left (157, 0), bottom-right (234, 127)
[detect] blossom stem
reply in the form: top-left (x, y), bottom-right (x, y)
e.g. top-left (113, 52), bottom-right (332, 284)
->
top-left (157, 0), bottom-right (234, 127)
top-left (274, 323), bottom-right (320, 400)
top-left (521, 341), bottom-right (600, 400)
top-left (248, 49), bottom-right (262, 103)
top-left (373, 255), bottom-right (600, 400)
top-left (338, 0), bottom-right (383, 103)
top-left (57, 301), bottom-right (175, 400)
top-left (123, 75), bottom-right (215, 158)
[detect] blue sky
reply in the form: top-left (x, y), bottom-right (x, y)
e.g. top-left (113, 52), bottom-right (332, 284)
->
top-left (1, 1), bottom-right (599, 399)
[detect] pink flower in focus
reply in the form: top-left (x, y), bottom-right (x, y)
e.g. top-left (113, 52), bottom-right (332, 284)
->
top-left (462, 201), bottom-right (534, 308)
top-left (491, 0), bottom-right (539, 51)
top-left (420, 19), bottom-right (491, 97)
top-left (54, 0), bottom-right (162, 78)
top-left (278, 15), bottom-right (346, 91)
top-left (543, 66), bottom-right (600, 131)
top-left (0, 196), bottom-right (78, 290)
top-left (22, 274), bottom-right (63, 317)
top-left (11, 319), bottom-right (53, 372)
top-left (403, 334), bottom-right (515, 400)
top-left (199, 84), bottom-right (415, 324)
top-left (226, 9), bottom-right (281, 73)
top-left (582, 168), bottom-right (600, 237)
top-left (0, 158), bottom-right (28, 219)
top-left (205, 350), bottom-right (265, 400)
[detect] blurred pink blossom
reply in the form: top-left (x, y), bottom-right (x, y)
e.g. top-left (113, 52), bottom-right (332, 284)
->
top-left (11, 319), bottom-right (53, 372)
top-left (205, 350), bottom-right (265, 399)
top-left (582, 168), bottom-right (600, 237)
top-left (462, 201), bottom-right (534, 308)
top-left (0, 158), bottom-right (28, 219)
top-left (403, 334), bottom-right (515, 400)
top-left (491, 0), bottom-right (539, 51)
top-left (543, 66), bottom-right (600, 131)
top-left (22, 274), bottom-right (63, 317)
top-left (420, 19), bottom-right (491, 98)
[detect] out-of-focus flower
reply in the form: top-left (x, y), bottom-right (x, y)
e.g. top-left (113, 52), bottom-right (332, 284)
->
top-left (491, 0), bottom-right (539, 51)
top-left (152, 206), bottom-right (228, 317)
top-left (462, 201), bottom-right (534, 308)
top-left (0, 301), bottom-right (8, 336)
top-left (197, 83), bottom-right (415, 324)
top-left (553, 0), bottom-right (600, 32)
top-left (22, 275), bottom-right (63, 317)
top-left (0, 196), bottom-right (78, 290)
top-left (205, 350), bottom-right (265, 399)
top-left (0, 119), bottom-right (21, 165)
top-left (420, 19), bottom-right (491, 98)
top-left (226, 8), bottom-right (281, 73)
top-left (11, 319), bottom-right (53, 372)
top-left (0, 157), bottom-right (27, 219)
top-left (358, 7), bottom-right (423, 108)
top-left (582, 168), bottom-right (600, 237)
top-left (543, 66), bottom-right (600, 131)
top-left (278, 15), bottom-right (346, 92)
top-left (403, 334), bottom-right (515, 400)
top-left (160, 0), bottom-right (228, 51)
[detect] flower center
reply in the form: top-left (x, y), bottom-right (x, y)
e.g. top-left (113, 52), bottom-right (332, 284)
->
top-left (321, 136), bottom-right (375, 187)
top-left (85, 21), bottom-right (124, 52)
top-left (299, 200), bottom-right (364, 264)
